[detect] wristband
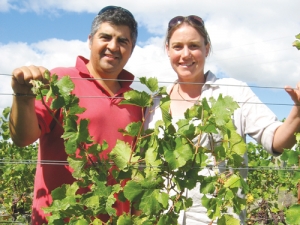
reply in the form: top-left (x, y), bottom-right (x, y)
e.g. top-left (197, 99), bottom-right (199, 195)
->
top-left (13, 93), bottom-right (36, 97)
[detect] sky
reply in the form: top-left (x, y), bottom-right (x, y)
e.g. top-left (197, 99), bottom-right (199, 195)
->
top-left (0, 0), bottom-right (300, 126)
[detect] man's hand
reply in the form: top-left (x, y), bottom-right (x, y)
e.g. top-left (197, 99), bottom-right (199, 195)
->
top-left (12, 65), bottom-right (48, 95)
top-left (10, 65), bottom-right (47, 146)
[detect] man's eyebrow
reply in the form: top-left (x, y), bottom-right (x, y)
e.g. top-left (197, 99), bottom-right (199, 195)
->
top-left (97, 32), bottom-right (111, 37)
top-left (118, 36), bottom-right (130, 43)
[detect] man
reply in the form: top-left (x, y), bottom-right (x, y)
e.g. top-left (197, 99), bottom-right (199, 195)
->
top-left (9, 6), bottom-right (142, 224)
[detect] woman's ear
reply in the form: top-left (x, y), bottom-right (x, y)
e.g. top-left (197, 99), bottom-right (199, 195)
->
top-left (166, 44), bottom-right (170, 57)
top-left (205, 43), bottom-right (210, 57)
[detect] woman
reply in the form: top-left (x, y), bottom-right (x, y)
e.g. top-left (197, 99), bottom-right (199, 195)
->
top-left (145, 15), bottom-right (300, 224)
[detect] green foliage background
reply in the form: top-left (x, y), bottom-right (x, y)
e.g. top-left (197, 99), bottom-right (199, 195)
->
top-left (0, 107), bottom-right (37, 223)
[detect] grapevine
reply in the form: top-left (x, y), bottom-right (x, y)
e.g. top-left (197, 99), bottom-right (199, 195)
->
top-left (28, 72), bottom-right (248, 224)
top-left (0, 32), bottom-right (299, 224)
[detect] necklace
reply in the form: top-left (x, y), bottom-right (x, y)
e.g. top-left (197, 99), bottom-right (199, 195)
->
top-left (177, 83), bottom-right (201, 104)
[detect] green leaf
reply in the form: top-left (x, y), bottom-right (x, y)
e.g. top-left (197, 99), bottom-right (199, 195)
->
top-left (211, 95), bottom-right (239, 126)
top-left (217, 214), bottom-right (240, 225)
top-left (66, 182), bottom-right (81, 197)
top-left (64, 138), bottom-right (78, 154)
top-left (119, 121), bottom-right (142, 137)
top-left (91, 218), bottom-right (103, 225)
top-left (123, 181), bottom-right (144, 201)
top-left (121, 90), bottom-right (152, 107)
top-left (225, 120), bottom-right (246, 155)
top-left (157, 214), bottom-right (178, 225)
top-left (51, 95), bottom-right (66, 109)
top-left (164, 138), bottom-right (193, 170)
top-left (109, 140), bottom-right (139, 170)
top-left (176, 119), bottom-right (196, 139)
top-left (87, 143), bottom-right (105, 155)
top-left (157, 192), bottom-right (169, 209)
top-left (2, 107), bottom-right (10, 118)
top-left (286, 204), bottom-right (300, 224)
top-left (56, 76), bottom-right (75, 98)
top-left (139, 77), bottom-right (159, 92)
top-left (106, 195), bottom-right (117, 216)
top-left (141, 172), bottom-right (164, 189)
top-left (51, 184), bottom-right (68, 200)
top-left (200, 176), bottom-right (217, 194)
top-left (77, 119), bottom-right (93, 144)
top-left (184, 104), bottom-right (203, 120)
top-left (70, 218), bottom-right (89, 225)
top-left (291, 171), bottom-right (300, 183)
top-left (117, 214), bottom-right (133, 225)
top-left (47, 215), bottom-right (64, 225)
top-left (69, 102), bottom-right (86, 115)
top-left (91, 179), bottom-right (111, 197)
top-left (160, 96), bottom-right (172, 127)
top-left (144, 146), bottom-right (162, 176)
top-left (293, 40), bottom-right (300, 50)
top-left (232, 196), bottom-right (246, 213)
top-left (44, 69), bottom-right (51, 80)
top-left (296, 133), bottom-right (300, 143)
top-left (204, 197), bottom-right (221, 219)
top-left (68, 157), bottom-right (87, 178)
top-left (139, 189), bottom-right (161, 215)
top-left (43, 196), bottom-right (77, 212)
top-left (82, 195), bottom-right (99, 209)
top-left (224, 174), bottom-right (242, 188)
top-left (281, 149), bottom-right (300, 166)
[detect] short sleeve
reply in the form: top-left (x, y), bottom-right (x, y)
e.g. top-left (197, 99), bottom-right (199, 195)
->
top-left (35, 99), bottom-right (54, 136)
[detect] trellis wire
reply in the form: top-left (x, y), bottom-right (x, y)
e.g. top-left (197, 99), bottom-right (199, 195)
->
top-left (0, 159), bottom-right (299, 171)
top-left (0, 74), bottom-right (297, 106)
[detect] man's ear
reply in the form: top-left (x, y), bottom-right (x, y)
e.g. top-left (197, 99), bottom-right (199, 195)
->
top-left (88, 35), bottom-right (92, 49)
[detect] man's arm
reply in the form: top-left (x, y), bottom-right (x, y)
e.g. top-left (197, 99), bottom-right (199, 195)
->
top-left (9, 65), bottom-right (48, 147)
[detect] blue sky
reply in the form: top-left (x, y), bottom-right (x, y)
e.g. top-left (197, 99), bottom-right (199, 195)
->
top-left (0, 0), bottom-right (300, 125)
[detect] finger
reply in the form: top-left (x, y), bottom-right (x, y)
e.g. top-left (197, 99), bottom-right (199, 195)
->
top-left (295, 83), bottom-right (300, 103)
top-left (37, 66), bottom-right (50, 84)
top-left (12, 66), bottom-right (32, 86)
top-left (285, 84), bottom-right (300, 104)
top-left (296, 81), bottom-right (300, 92)
top-left (12, 66), bottom-right (49, 86)
top-left (27, 65), bottom-right (47, 82)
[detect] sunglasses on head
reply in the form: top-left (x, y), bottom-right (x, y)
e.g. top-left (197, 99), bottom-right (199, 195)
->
top-left (98, 5), bottom-right (135, 19)
top-left (168, 15), bottom-right (204, 30)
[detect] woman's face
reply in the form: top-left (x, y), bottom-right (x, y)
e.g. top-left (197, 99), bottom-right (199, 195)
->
top-left (166, 24), bottom-right (210, 81)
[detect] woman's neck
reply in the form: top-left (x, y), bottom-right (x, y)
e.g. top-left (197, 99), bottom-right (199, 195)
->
top-left (177, 74), bottom-right (206, 98)
top-left (169, 73), bottom-right (206, 116)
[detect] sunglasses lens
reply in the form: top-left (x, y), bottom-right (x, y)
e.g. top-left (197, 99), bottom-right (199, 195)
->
top-left (168, 15), bottom-right (204, 30)
top-left (188, 15), bottom-right (204, 27)
top-left (168, 16), bottom-right (185, 30)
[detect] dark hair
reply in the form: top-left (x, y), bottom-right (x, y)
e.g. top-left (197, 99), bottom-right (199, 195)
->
top-left (90, 7), bottom-right (138, 52)
top-left (165, 17), bottom-right (211, 55)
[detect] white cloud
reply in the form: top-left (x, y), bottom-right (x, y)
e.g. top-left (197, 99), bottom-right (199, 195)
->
top-left (0, 0), bottom-right (10, 12)
top-left (0, 39), bottom-right (89, 112)
top-left (18, 0), bottom-right (298, 88)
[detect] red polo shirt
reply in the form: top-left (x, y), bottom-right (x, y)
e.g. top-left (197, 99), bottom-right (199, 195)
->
top-left (32, 56), bottom-right (142, 224)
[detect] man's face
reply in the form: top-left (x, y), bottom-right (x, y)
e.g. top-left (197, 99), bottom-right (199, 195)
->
top-left (88, 22), bottom-right (133, 78)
